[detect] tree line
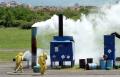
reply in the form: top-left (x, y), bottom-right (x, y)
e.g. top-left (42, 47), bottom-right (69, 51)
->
top-left (0, 6), bottom-right (92, 29)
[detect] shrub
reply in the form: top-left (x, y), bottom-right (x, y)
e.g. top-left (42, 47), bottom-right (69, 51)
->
top-left (19, 21), bottom-right (33, 29)
top-left (12, 20), bottom-right (21, 27)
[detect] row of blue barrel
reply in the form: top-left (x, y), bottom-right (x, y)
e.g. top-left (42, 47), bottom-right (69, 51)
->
top-left (100, 59), bottom-right (113, 70)
top-left (33, 65), bottom-right (40, 73)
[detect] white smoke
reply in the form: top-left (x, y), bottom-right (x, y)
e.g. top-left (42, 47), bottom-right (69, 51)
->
top-left (23, 49), bottom-right (50, 65)
top-left (23, 50), bottom-right (31, 61)
top-left (31, 2), bottom-right (120, 65)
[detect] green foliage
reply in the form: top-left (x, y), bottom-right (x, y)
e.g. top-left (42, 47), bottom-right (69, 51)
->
top-left (0, 6), bottom-right (35, 29)
top-left (0, 6), bottom-right (92, 29)
top-left (0, 20), bottom-right (4, 27)
top-left (2, 8), bottom-right (14, 27)
top-left (63, 8), bottom-right (78, 18)
top-left (20, 21), bottom-right (34, 29)
top-left (0, 7), bottom-right (6, 19)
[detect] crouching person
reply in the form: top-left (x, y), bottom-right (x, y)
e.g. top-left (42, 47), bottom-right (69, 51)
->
top-left (38, 52), bottom-right (47, 75)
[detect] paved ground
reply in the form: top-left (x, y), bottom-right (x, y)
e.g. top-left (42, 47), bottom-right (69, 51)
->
top-left (1, 62), bottom-right (120, 77)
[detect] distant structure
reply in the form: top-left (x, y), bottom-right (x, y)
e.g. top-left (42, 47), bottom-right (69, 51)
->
top-left (0, 0), bottom-right (97, 12)
top-left (0, 0), bottom-right (33, 8)
top-left (0, 0), bottom-right (18, 7)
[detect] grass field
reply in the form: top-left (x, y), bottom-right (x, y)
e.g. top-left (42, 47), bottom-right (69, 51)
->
top-left (0, 28), bottom-right (55, 49)
top-left (0, 51), bottom-right (18, 61)
top-left (0, 28), bottom-right (31, 61)
top-left (0, 28), bottom-right (31, 49)
top-left (0, 28), bottom-right (54, 61)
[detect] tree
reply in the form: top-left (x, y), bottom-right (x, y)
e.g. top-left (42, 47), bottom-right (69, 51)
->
top-left (3, 8), bottom-right (14, 27)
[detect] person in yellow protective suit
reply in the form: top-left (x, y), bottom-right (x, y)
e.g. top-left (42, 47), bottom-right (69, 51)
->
top-left (15, 52), bottom-right (24, 73)
top-left (38, 52), bottom-right (47, 75)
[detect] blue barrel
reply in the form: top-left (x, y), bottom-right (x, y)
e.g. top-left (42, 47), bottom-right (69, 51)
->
top-left (106, 60), bottom-right (113, 70)
top-left (88, 63), bottom-right (97, 70)
top-left (100, 59), bottom-right (106, 69)
top-left (33, 65), bottom-right (40, 73)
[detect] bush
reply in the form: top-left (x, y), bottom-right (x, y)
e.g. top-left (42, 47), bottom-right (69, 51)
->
top-left (19, 21), bottom-right (33, 29)
top-left (0, 20), bottom-right (3, 25)
top-left (12, 20), bottom-right (21, 27)
top-left (0, 6), bottom-right (92, 29)
top-left (0, 20), bottom-right (5, 28)
top-left (12, 20), bottom-right (33, 29)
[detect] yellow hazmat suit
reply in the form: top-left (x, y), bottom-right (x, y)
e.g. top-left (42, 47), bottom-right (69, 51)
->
top-left (15, 52), bottom-right (24, 73)
top-left (38, 52), bottom-right (47, 75)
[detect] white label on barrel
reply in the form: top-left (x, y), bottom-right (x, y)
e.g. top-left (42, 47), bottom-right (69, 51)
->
top-left (61, 55), bottom-right (65, 59)
top-left (108, 49), bottom-right (112, 54)
top-left (55, 47), bottom-right (58, 52)
top-left (67, 55), bottom-right (70, 59)
top-left (53, 55), bottom-right (56, 58)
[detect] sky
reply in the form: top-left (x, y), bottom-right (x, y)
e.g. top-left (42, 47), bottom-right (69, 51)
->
top-left (0, 0), bottom-right (120, 6)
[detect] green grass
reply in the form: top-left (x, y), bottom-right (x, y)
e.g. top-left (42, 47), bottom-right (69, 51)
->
top-left (0, 51), bottom-right (18, 61)
top-left (0, 28), bottom-right (56, 49)
top-left (0, 28), bottom-right (55, 61)
top-left (0, 28), bottom-right (31, 61)
top-left (0, 28), bottom-right (31, 49)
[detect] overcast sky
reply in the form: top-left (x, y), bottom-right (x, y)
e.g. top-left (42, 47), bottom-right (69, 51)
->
top-left (0, 0), bottom-right (120, 6)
